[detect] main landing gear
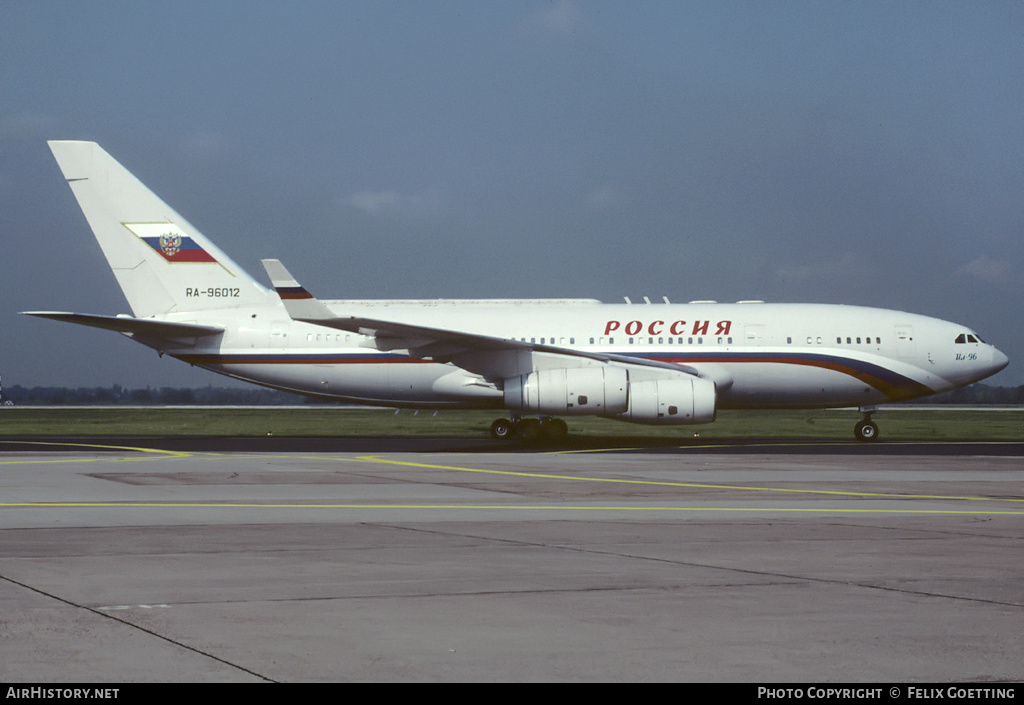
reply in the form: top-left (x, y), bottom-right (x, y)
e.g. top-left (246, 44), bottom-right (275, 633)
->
top-left (854, 410), bottom-right (880, 442)
top-left (490, 416), bottom-right (568, 443)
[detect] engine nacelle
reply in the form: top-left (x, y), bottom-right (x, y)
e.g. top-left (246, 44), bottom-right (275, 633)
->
top-left (614, 376), bottom-right (717, 425)
top-left (504, 367), bottom-right (629, 415)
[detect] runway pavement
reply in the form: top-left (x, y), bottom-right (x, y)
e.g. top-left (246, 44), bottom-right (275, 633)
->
top-left (0, 436), bottom-right (1022, 682)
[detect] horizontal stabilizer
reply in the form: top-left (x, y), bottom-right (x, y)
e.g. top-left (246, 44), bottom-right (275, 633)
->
top-left (21, 311), bottom-right (224, 338)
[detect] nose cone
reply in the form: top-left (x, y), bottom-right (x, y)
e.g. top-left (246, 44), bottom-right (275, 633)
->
top-left (991, 346), bottom-right (1010, 375)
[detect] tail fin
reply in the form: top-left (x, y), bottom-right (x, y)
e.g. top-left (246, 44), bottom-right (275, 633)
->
top-left (48, 141), bottom-right (271, 318)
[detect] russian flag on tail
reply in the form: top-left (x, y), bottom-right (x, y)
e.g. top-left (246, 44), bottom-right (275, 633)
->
top-left (124, 223), bottom-right (218, 264)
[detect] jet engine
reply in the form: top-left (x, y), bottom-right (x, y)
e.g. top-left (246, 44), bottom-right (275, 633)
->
top-left (503, 367), bottom-right (629, 415)
top-left (613, 376), bottom-right (716, 424)
top-left (504, 366), bottom-right (716, 425)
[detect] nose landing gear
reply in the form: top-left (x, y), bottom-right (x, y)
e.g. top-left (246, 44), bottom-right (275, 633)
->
top-left (854, 410), bottom-right (879, 442)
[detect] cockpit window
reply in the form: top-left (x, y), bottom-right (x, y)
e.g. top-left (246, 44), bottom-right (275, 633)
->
top-left (956, 333), bottom-right (985, 344)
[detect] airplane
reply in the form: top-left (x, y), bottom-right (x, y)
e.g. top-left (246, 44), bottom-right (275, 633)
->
top-left (24, 140), bottom-right (1009, 442)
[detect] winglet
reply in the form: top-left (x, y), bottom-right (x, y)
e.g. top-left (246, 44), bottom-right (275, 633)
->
top-left (261, 259), bottom-right (335, 321)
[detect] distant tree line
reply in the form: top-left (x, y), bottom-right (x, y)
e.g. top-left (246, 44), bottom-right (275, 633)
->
top-left (1, 382), bottom-right (1022, 406)
top-left (908, 383), bottom-right (1024, 405)
top-left (0, 384), bottom-right (341, 406)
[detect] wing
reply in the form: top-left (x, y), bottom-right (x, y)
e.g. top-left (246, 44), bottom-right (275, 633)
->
top-left (261, 259), bottom-right (700, 380)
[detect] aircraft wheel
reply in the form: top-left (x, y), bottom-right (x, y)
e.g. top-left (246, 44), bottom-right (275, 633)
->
top-left (854, 420), bottom-right (879, 442)
top-left (515, 417), bottom-right (542, 443)
top-left (541, 417), bottom-right (568, 442)
top-left (490, 418), bottom-right (514, 440)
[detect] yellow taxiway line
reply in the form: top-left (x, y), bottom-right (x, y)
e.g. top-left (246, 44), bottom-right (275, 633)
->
top-left (1, 440), bottom-right (1021, 514)
top-left (0, 502), bottom-right (1020, 515)
top-left (352, 455), bottom-right (1024, 504)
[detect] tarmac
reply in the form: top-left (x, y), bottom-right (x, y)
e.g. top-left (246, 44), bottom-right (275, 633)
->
top-left (1, 436), bottom-right (1022, 682)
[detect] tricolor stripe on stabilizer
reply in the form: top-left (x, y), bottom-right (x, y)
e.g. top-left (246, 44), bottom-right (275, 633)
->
top-left (273, 286), bottom-right (314, 300)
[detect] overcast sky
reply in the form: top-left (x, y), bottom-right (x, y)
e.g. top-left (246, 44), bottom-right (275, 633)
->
top-left (2, 1), bottom-right (1022, 389)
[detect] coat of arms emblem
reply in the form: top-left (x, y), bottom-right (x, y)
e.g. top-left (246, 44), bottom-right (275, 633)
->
top-left (159, 233), bottom-right (182, 258)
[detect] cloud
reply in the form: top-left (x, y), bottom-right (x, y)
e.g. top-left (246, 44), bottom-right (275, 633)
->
top-left (957, 255), bottom-right (1013, 284)
top-left (775, 251), bottom-right (870, 285)
top-left (0, 111), bottom-right (60, 139)
top-left (585, 183), bottom-right (623, 210)
top-left (516, 0), bottom-right (594, 40)
top-left (341, 188), bottom-right (444, 217)
top-left (175, 130), bottom-right (231, 162)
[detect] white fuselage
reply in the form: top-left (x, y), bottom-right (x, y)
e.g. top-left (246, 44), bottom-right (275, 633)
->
top-left (153, 300), bottom-right (1007, 413)
top-left (36, 141), bottom-right (1010, 435)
